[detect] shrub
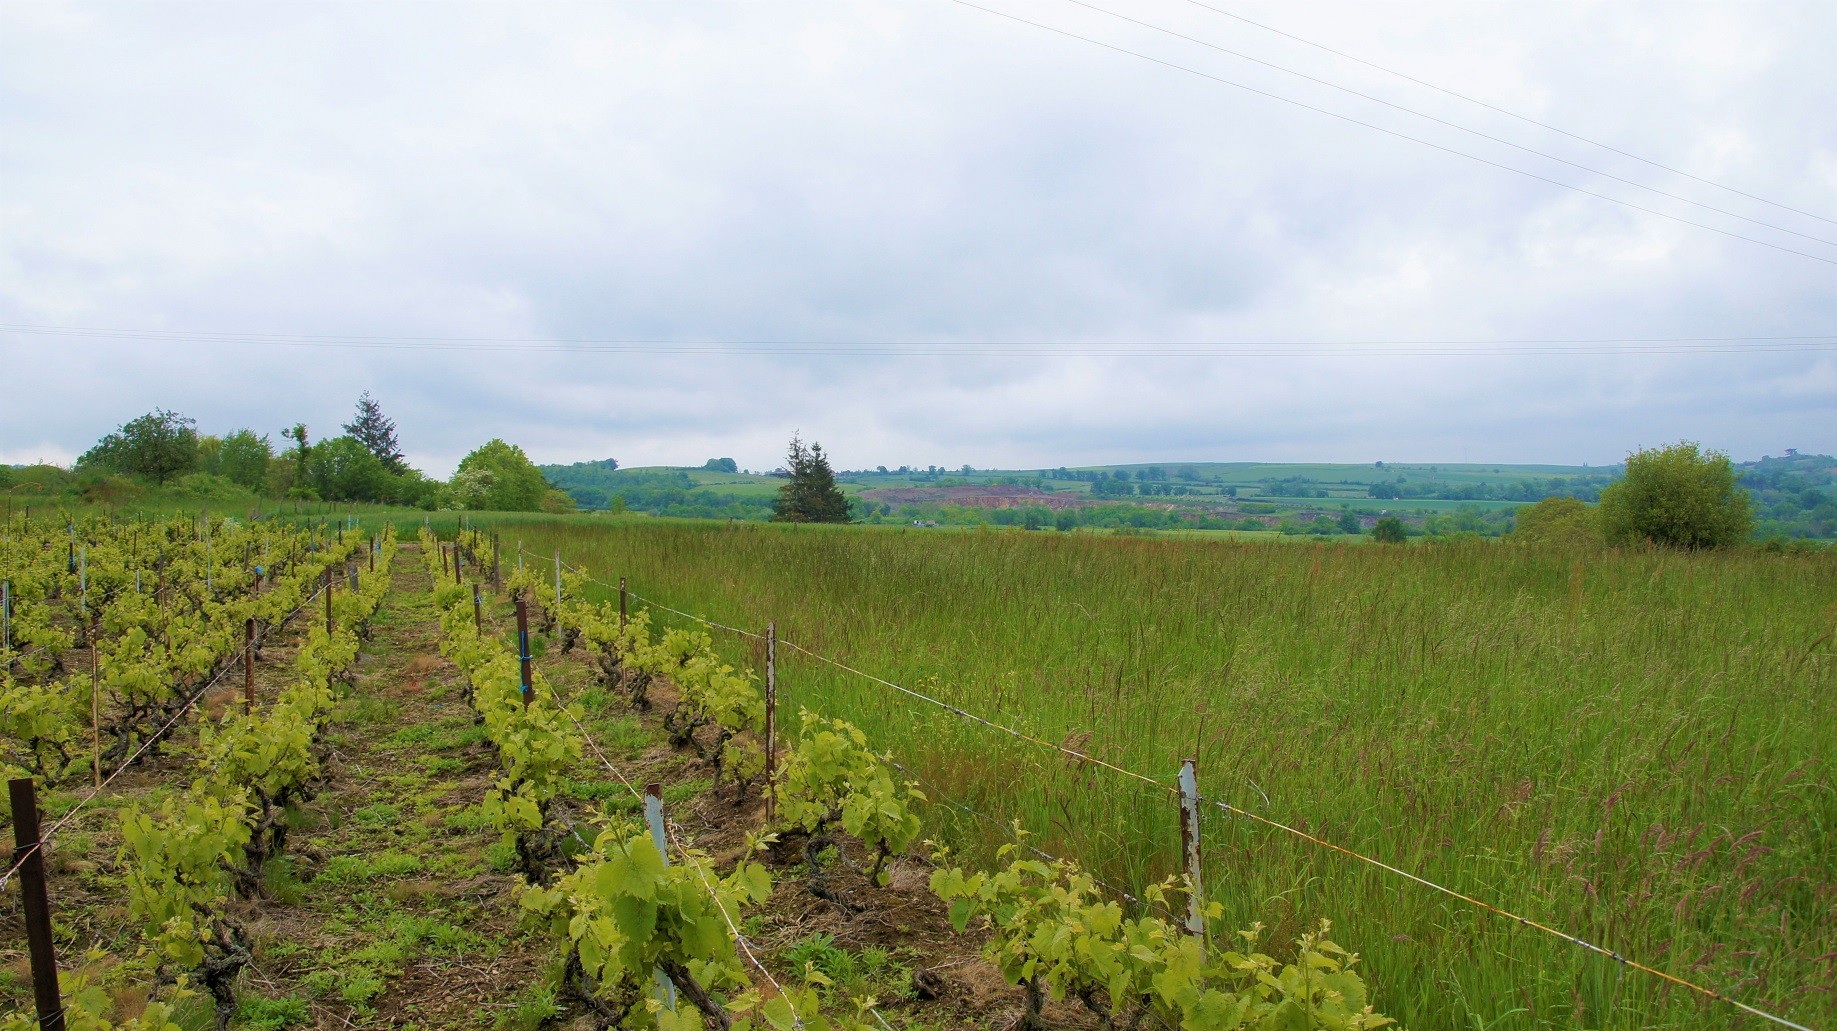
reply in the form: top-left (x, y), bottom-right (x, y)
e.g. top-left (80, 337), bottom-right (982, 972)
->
top-left (1597, 442), bottom-right (1753, 548)
top-left (1512, 496), bottom-right (1600, 546)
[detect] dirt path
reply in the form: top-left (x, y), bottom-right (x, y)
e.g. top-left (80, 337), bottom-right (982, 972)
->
top-left (227, 545), bottom-right (551, 1029)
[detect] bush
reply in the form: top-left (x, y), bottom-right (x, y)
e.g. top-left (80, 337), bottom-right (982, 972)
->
top-left (1371, 516), bottom-right (1407, 543)
top-left (77, 409), bottom-right (199, 484)
top-left (1598, 442), bottom-right (1753, 549)
top-left (1512, 496), bottom-right (1600, 546)
top-left (171, 472), bottom-right (249, 502)
top-left (9, 464), bottom-right (75, 494)
top-left (79, 474), bottom-right (145, 504)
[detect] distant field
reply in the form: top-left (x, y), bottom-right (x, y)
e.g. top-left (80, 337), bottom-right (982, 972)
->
top-left (484, 514), bottom-right (1836, 1031)
top-left (543, 457), bottom-right (1594, 518)
top-left (548, 460), bottom-right (1601, 493)
top-left (533, 452), bottom-right (1832, 537)
top-left (1091, 460), bottom-right (1602, 483)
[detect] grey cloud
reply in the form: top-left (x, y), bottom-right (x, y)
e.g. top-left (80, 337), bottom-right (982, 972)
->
top-left (2, 1), bottom-right (1834, 474)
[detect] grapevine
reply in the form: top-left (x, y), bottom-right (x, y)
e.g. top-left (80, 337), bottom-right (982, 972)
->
top-left (931, 841), bottom-right (1396, 1031)
top-left (550, 584), bottom-right (767, 792)
top-left (519, 825), bottom-right (774, 1029)
top-left (421, 528), bottom-right (584, 879)
top-left (109, 522), bottom-right (398, 1029)
top-left (775, 710), bottom-right (925, 907)
top-left (3, 514), bottom-right (382, 797)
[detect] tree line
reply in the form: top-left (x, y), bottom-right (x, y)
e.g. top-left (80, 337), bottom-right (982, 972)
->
top-left (42, 411), bottom-right (1778, 548)
top-left (38, 395), bottom-right (574, 513)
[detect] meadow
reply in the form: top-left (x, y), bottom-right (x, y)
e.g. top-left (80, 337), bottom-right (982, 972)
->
top-left (480, 515), bottom-right (1834, 1030)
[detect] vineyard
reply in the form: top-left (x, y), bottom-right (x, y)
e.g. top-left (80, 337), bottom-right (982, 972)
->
top-left (2, 513), bottom-right (1830, 1030)
top-left (1, 513), bottom-right (396, 1029)
top-left (2, 517), bottom-right (1398, 1031)
top-left (464, 516), bottom-right (1836, 1031)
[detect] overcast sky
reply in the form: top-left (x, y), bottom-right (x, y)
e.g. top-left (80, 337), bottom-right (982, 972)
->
top-left (2, 1), bottom-right (1833, 475)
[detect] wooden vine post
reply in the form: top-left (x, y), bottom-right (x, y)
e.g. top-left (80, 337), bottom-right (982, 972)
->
top-left (473, 584), bottom-right (483, 634)
top-left (764, 621), bottom-right (777, 825)
top-left (617, 577), bottom-right (628, 628)
top-left (89, 643), bottom-right (100, 788)
top-left (9, 777), bottom-right (66, 1031)
top-left (245, 618), bottom-right (257, 708)
top-left (515, 596), bottom-right (533, 706)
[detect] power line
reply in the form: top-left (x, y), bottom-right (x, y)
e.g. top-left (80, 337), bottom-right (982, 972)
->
top-left (2, 324), bottom-right (1834, 358)
top-left (1063, 0), bottom-right (1837, 249)
top-left (1180, 0), bottom-right (1837, 230)
top-left (943, 0), bottom-right (1837, 268)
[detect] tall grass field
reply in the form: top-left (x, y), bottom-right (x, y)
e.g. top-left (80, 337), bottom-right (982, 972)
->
top-left (476, 515), bottom-right (1834, 1029)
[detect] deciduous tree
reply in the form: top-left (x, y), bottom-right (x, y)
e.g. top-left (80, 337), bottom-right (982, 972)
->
top-left (217, 430), bottom-right (273, 490)
top-left (1597, 442), bottom-right (1752, 549)
top-left (310, 435), bottom-right (391, 502)
top-left (78, 409), bottom-right (199, 484)
top-left (451, 439), bottom-right (551, 511)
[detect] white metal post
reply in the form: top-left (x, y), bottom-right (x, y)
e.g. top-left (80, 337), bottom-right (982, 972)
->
top-left (644, 783), bottom-right (679, 1013)
top-left (1178, 758), bottom-right (1204, 947)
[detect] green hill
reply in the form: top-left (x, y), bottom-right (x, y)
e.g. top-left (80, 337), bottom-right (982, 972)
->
top-left (538, 453), bottom-right (1835, 539)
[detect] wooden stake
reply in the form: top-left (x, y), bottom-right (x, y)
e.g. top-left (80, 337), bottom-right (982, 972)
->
top-left (9, 777), bottom-right (66, 1031)
top-left (618, 577), bottom-right (628, 628)
top-left (245, 619), bottom-right (257, 708)
top-left (764, 621), bottom-right (777, 825)
top-left (515, 597), bottom-right (533, 706)
top-left (89, 643), bottom-right (100, 789)
top-left (473, 584), bottom-right (483, 634)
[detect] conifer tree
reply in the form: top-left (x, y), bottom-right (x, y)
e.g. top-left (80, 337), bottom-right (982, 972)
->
top-left (772, 433), bottom-right (850, 523)
top-left (343, 392), bottom-right (406, 472)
